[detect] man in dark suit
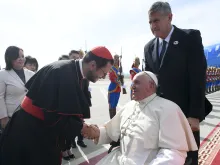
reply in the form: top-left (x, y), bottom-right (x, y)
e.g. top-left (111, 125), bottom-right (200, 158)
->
top-left (144, 1), bottom-right (210, 164)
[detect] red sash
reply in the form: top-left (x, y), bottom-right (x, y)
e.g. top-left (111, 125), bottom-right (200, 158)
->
top-left (21, 96), bottom-right (45, 120)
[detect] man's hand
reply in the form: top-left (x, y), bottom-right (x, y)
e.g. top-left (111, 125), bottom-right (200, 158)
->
top-left (187, 117), bottom-right (200, 132)
top-left (1, 117), bottom-right (9, 129)
top-left (81, 123), bottom-right (100, 140)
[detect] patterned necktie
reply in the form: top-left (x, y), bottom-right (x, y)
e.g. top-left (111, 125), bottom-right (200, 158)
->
top-left (159, 40), bottom-right (167, 62)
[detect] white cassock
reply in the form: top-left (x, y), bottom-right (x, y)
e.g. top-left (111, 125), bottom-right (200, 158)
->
top-left (95, 93), bottom-right (198, 165)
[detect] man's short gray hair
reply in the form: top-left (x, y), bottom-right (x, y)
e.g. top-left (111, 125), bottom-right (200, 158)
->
top-left (148, 1), bottom-right (172, 15)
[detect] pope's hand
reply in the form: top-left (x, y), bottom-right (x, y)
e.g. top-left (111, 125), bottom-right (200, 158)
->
top-left (81, 123), bottom-right (100, 140)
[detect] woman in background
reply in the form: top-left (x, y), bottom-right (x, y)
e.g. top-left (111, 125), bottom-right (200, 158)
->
top-left (0, 46), bottom-right (34, 129)
top-left (24, 55), bottom-right (39, 72)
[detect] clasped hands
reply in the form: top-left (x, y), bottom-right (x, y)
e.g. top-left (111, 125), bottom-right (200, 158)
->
top-left (81, 123), bottom-right (100, 140)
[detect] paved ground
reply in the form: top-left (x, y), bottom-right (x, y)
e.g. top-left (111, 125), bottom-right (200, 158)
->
top-left (62, 79), bottom-right (220, 165)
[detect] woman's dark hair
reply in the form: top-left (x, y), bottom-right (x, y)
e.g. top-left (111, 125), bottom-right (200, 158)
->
top-left (69, 50), bottom-right (79, 56)
top-left (58, 55), bottom-right (69, 61)
top-left (83, 51), bottom-right (114, 69)
top-left (5, 46), bottom-right (22, 70)
top-left (25, 55), bottom-right (39, 71)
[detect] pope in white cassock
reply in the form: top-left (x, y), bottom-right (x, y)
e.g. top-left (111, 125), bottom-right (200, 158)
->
top-left (82, 71), bottom-right (198, 165)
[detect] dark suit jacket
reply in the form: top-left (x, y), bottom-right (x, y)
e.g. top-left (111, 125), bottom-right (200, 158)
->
top-left (144, 25), bottom-right (212, 121)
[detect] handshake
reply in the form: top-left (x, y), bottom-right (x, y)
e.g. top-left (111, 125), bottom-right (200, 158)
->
top-left (81, 123), bottom-right (100, 141)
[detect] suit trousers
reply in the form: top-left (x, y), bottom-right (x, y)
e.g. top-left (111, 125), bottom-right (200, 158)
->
top-left (77, 134), bottom-right (83, 142)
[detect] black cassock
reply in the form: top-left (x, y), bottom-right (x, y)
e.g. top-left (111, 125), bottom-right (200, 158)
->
top-left (0, 60), bottom-right (90, 165)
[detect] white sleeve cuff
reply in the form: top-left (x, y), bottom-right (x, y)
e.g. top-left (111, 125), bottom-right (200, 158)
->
top-left (96, 126), bottom-right (112, 145)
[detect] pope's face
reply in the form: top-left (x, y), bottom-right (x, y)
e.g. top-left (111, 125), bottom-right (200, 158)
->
top-left (132, 74), bottom-right (155, 101)
top-left (132, 75), bottom-right (148, 101)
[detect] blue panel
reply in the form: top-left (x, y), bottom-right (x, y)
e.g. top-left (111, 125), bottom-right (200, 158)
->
top-left (204, 44), bottom-right (220, 67)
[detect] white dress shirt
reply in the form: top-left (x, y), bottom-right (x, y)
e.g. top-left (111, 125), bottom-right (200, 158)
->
top-left (158, 25), bottom-right (174, 56)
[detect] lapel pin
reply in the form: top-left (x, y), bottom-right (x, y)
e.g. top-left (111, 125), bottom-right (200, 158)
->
top-left (173, 41), bottom-right (179, 45)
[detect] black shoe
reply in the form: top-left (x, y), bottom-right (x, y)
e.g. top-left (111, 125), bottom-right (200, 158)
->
top-left (77, 141), bottom-right (87, 148)
top-left (69, 154), bottom-right (75, 159)
top-left (63, 156), bottom-right (70, 161)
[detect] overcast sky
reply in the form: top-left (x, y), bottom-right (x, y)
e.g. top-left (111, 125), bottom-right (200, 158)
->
top-left (0, 0), bottom-right (219, 72)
